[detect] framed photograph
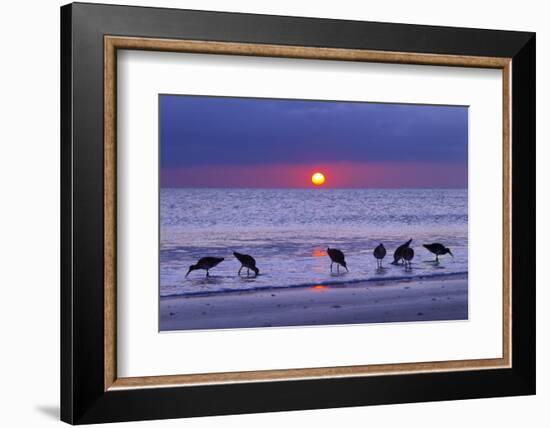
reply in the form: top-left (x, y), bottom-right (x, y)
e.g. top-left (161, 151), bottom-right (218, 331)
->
top-left (61, 2), bottom-right (535, 424)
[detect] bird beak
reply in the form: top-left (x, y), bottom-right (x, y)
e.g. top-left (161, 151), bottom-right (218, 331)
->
top-left (449, 250), bottom-right (454, 257)
top-left (185, 268), bottom-right (191, 277)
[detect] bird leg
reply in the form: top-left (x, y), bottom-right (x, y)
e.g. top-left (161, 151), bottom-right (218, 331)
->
top-left (238, 266), bottom-right (243, 276)
top-left (247, 268), bottom-right (250, 277)
top-left (337, 264), bottom-right (340, 274)
top-left (206, 270), bottom-right (209, 277)
top-left (330, 262), bottom-right (333, 272)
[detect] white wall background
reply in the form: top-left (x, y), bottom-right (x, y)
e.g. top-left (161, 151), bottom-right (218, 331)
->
top-left (0, 0), bottom-right (545, 426)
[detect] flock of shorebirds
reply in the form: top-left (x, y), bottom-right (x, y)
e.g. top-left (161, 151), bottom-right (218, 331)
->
top-left (185, 241), bottom-right (454, 278)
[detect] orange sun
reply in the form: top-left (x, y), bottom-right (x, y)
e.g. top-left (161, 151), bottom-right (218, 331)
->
top-left (311, 172), bottom-right (326, 186)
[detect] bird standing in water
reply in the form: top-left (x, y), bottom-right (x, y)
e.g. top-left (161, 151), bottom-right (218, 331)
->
top-left (392, 239), bottom-right (413, 265)
top-left (327, 247), bottom-right (348, 273)
top-left (373, 243), bottom-right (386, 268)
top-left (185, 257), bottom-right (224, 277)
top-left (423, 243), bottom-right (453, 263)
top-left (402, 247), bottom-right (414, 269)
top-left (233, 252), bottom-right (259, 277)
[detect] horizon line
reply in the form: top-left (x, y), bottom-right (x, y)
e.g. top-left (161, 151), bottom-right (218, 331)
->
top-left (160, 186), bottom-right (468, 190)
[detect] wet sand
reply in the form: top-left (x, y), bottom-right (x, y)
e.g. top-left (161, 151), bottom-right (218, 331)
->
top-left (159, 275), bottom-right (468, 331)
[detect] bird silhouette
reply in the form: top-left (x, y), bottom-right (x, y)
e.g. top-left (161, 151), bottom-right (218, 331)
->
top-left (185, 257), bottom-right (224, 277)
top-left (327, 247), bottom-right (348, 273)
top-left (402, 247), bottom-right (414, 268)
top-left (391, 239), bottom-right (413, 265)
top-left (373, 243), bottom-right (387, 268)
top-left (423, 243), bottom-right (453, 263)
top-left (233, 252), bottom-right (259, 277)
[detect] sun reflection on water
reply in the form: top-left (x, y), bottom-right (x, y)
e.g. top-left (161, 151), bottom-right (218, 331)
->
top-left (312, 248), bottom-right (327, 257)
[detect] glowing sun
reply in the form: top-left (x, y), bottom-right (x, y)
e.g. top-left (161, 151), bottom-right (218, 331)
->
top-left (311, 172), bottom-right (326, 186)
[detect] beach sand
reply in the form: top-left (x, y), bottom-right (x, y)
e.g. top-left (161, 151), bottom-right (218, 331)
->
top-left (159, 275), bottom-right (468, 331)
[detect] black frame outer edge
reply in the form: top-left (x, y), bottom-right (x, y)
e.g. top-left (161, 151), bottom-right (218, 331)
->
top-left (60, 4), bottom-right (74, 425)
top-left (510, 35), bottom-right (536, 391)
top-left (60, 2), bottom-right (536, 424)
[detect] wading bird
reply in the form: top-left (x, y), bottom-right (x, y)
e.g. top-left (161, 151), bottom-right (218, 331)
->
top-left (327, 247), bottom-right (348, 273)
top-left (185, 257), bottom-right (224, 278)
top-left (373, 243), bottom-right (387, 267)
top-left (423, 243), bottom-right (453, 263)
top-left (402, 247), bottom-right (414, 268)
top-left (391, 239), bottom-right (413, 265)
top-left (233, 252), bottom-right (259, 277)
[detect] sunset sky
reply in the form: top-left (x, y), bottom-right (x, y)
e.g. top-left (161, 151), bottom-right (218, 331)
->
top-left (160, 95), bottom-right (468, 188)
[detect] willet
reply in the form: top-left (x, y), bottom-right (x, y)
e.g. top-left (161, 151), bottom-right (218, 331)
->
top-left (233, 252), bottom-right (259, 277)
top-left (327, 247), bottom-right (348, 273)
top-left (391, 239), bottom-right (413, 265)
top-left (185, 257), bottom-right (224, 278)
top-left (423, 243), bottom-right (453, 263)
top-left (373, 243), bottom-right (386, 268)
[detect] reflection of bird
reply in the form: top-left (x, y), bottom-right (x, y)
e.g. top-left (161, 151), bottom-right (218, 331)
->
top-left (327, 247), bottom-right (348, 273)
top-left (423, 243), bottom-right (453, 263)
top-left (392, 239), bottom-right (413, 265)
top-left (233, 252), bottom-right (259, 276)
top-left (373, 243), bottom-right (387, 267)
top-left (402, 247), bottom-right (414, 268)
top-left (186, 257), bottom-right (224, 277)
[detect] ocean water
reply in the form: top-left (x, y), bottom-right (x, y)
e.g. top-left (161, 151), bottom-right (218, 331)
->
top-left (160, 188), bottom-right (468, 297)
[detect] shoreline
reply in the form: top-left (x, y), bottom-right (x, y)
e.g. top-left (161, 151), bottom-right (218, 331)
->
top-left (160, 271), bottom-right (467, 299)
top-left (160, 274), bottom-right (468, 331)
